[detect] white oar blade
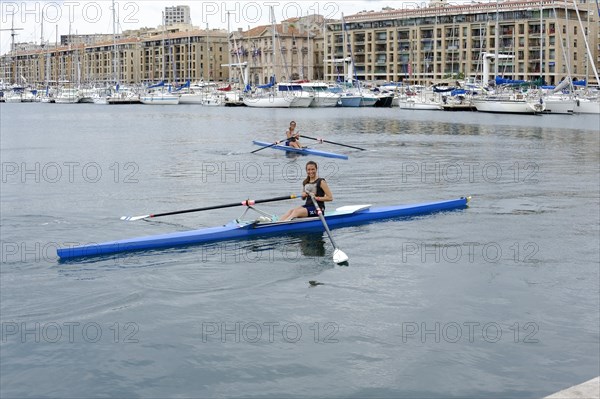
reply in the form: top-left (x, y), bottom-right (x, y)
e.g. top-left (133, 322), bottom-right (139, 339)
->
top-left (333, 248), bottom-right (349, 264)
top-left (120, 215), bottom-right (150, 221)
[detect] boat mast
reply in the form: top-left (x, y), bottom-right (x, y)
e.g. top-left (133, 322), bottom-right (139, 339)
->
top-left (494, 0), bottom-right (499, 80)
top-left (271, 6), bottom-right (277, 83)
top-left (68, 21), bottom-right (72, 85)
top-left (55, 25), bottom-right (59, 85)
top-left (206, 23), bottom-right (209, 81)
top-left (76, 30), bottom-right (81, 87)
top-left (341, 13), bottom-right (354, 83)
top-left (40, 9), bottom-right (47, 87)
top-left (227, 12), bottom-right (232, 85)
top-left (572, 0), bottom-right (600, 84)
top-left (4, 14), bottom-right (23, 85)
top-left (112, 0), bottom-right (117, 86)
top-left (540, 0), bottom-right (544, 82)
top-left (187, 27), bottom-right (191, 85)
top-left (306, 12), bottom-right (310, 80)
top-left (162, 12), bottom-right (166, 83)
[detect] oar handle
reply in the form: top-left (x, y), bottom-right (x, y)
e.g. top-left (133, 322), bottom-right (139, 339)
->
top-left (300, 134), bottom-right (366, 151)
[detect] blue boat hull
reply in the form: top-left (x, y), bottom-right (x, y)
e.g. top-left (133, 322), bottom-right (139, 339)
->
top-left (57, 197), bottom-right (469, 259)
top-left (252, 140), bottom-right (348, 160)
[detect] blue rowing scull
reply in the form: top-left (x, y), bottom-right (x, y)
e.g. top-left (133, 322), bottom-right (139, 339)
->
top-left (252, 140), bottom-right (349, 160)
top-left (57, 197), bottom-right (470, 259)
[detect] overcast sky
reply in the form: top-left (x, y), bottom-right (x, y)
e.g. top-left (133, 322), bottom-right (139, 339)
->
top-left (0, 0), bottom-right (435, 54)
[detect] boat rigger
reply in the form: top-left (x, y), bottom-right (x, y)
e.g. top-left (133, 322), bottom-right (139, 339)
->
top-left (57, 197), bottom-right (470, 260)
top-left (252, 140), bottom-right (349, 160)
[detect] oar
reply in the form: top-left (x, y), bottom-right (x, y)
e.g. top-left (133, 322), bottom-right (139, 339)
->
top-left (299, 134), bottom-right (366, 151)
top-left (309, 194), bottom-right (349, 264)
top-left (121, 194), bottom-right (297, 221)
top-left (251, 138), bottom-right (287, 154)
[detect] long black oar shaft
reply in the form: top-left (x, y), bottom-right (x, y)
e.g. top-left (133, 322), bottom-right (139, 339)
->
top-left (251, 138), bottom-right (288, 153)
top-left (300, 134), bottom-right (365, 151)
top-left (122, 194), bottom-right (297, 221)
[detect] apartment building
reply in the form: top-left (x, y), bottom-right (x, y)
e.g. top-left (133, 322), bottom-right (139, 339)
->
top-left (0, 29), bottom-right (229, 86)
top-left (139, 29), bottom-right (229, 83)
top-left (324, 0), bottom-right (599, 86)
top-left (229, 15), bottom-right (328, 85)
top-left (164, 6), bottom-right (192, 26)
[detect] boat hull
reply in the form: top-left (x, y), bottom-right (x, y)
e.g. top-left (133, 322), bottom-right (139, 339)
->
top-left (472, 99), bottom-right (545, 114)
top-left (399, 99), bottom-right (441, 110)
top-left (337, 95), bottom-right (362, 107)
top-left (140, 94), bottom-right (180, 105)
top-left (542, 97), bottom-right (577, 114)
top-left (243, 96), bottom-right (292, 108)
top-left (57, 197), bottom-right (469, 259)
top-left (574, 98), bottom-right (600, 114)
top-left (252, 140), bottom-right (348, 160)
top-left (310, 95), bottom-right (340, 107)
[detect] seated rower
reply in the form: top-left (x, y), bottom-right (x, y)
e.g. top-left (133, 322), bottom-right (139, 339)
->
top-left (280, 160), bottom-right (333, 221)
top-left (285, 120), bottom-right (302, 149)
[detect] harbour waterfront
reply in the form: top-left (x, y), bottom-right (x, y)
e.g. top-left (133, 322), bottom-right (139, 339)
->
top-left (1, 104), bottom-right (599, 398)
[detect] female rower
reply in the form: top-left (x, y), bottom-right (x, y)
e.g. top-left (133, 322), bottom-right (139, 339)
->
top-left (280, 160), bottom-right (333, 221)
top-left (285, 120), bottom-right (302, 149)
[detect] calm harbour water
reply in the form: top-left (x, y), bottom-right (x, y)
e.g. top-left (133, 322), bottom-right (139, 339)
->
top-left (1, 103), bottom-right (598, 398)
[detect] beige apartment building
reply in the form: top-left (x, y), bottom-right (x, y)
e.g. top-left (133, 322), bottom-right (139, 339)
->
top-left (229, 15), bottom-right (328, 85)
top-left (0, 27), bottom-right (229, 86)
top-left (325, 0), bottom-right (599, 86)
top-left (0, 15), bottom-right (326, 88)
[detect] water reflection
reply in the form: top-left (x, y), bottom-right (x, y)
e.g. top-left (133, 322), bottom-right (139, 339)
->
top-left (297, 233), bottom-right (326, 258)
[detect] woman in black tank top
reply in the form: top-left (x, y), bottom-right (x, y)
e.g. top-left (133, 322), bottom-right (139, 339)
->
top-left (280, 161), bottom-right (333, 221)
top-left (285, 121), bottom-right (302, 149)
